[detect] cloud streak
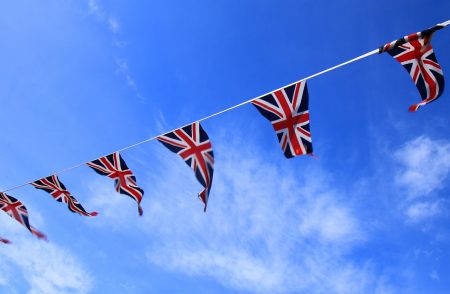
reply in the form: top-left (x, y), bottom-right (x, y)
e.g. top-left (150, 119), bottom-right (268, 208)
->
top-left (0, 214), bottom-right (93, 294)
top-left (394, 136), bottom-right (450, 198)
top-left (393, 136), bottom-right (450, 223)
top-left (79, 124), bottom-right (392, 293)
top-left (86, 0), bottom-right (145, 100)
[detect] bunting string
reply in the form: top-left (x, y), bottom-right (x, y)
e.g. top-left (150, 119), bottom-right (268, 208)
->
top-left (1, 19), bottom-right (449, 196)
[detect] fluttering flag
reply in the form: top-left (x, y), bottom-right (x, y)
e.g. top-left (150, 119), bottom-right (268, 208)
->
top-left (379, 24), bottom-right (446, 112)
top-left (157, 122), bottom-right (214, 212)
top-left (0, 192), bottom-right (47, 240)
top-left (31, 175), bottom-right (98, 217)
top-left (252, 80), bottom-right (312, 158)
top-left (87, 152), bottom-right (144, 216)
top-left (0, 237), bottom-right (11, 244)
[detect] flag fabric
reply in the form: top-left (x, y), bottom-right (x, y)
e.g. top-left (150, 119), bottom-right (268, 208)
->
top-left (87, 152), bottom-right (144, 216)
top-left (252, 80), bottom-right (312, 158)
top-left (0, 237), bottom-right (11, 244)
top-left (379, 24), bottom-right (446, 112)
top-left (157, 122), bottom-right (214, 211)
top-left (0, 192), bottom-right (47, 240)
top-left (31, 175), bottom-right (98, 217)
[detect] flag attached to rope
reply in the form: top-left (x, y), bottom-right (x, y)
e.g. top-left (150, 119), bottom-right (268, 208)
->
top-left (157, 122), bottom-right (214, 212)
top-left (379, 24), bottom-right (446, 112)
top-left (87, 152), bottom-right (144, 216)
top-left (252, 80), bottom-right (312, 158)
top-left (0, 237), bottom-right (11, 244)
top-left (31, 175), bottom-right (98, 217)
top-left (0, 192), bottom-right (47, 240)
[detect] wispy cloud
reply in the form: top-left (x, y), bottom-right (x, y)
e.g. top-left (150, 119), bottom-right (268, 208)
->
top-left (430, 270), bottom-right (440, 281)
top-left (405, 201), bottom-right (441, 223)
top-left (393, 136), bottom-right (450, 223)
top-left (86, 0), bottom-right (145, 100)
top-left (85, 124), bottom-right (390, 293)
top-left (394, 136), bottom-right (450, 198)
top-left (0, 215), bottom-right (93, 294)
top-left (88, 0), bottom-right (116, 34)
top-left (115, 58), bottom-right (145, 101)
top-left (142, 146), bottom-right (373, 293)
top-left (108, 17), bottom-right (120, 34)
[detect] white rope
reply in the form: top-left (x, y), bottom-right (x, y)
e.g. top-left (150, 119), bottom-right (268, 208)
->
top-left (1, 20), bottom-right (448, 194)
top-left (439, 20), bottom-right (450, 27)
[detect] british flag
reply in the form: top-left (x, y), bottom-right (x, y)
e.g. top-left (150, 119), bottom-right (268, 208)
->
top-left (0, 192), bottom-right (46, 240)
top-left (379, 24), bottom-right (445, 112)
top-left (157, 122), bottom-right (214, 211)
top-left (31, 175), bottom-right (98, 217)
top-left (252, 80), bottom-right (312, 158)
top-left (87, 152), bottom-right (144, 216)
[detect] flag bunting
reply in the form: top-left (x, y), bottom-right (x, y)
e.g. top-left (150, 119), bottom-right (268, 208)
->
top-left (157, 122), bottom-right (214, 211)
top-left (0, 21), bottom-right (448, 239)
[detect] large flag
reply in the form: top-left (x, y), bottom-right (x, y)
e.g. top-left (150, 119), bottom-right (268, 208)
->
top-left (0, 192), bottom-right (46, 240)
top-left (379, 24), bottom-right (446, 112)
top-left (87, 152), bottom-right (144, 216)
top-left (31, 175), bottom-right (98, 217)
top-left (252, 80), bottom-right (312, 158)
top-left (157, 122), bottom-right (214, 211)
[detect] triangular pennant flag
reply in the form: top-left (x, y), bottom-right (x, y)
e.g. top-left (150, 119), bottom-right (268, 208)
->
top-left (252, 80), bottom-right (313, 158)
top-left (379, 24), bottom-right (446, 111)
top-left (87, 152), bottom-right (144, 216)
top-left (0, 237), bottom-right (11, 244)
top-left (157, 122), bottom-right (214, 212)
top-left (0, 192), bottom-right (47, 240)
top-left (31, 175), bottom-right (98, 217)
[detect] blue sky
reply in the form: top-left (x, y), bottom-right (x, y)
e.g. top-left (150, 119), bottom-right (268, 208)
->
top-left (0, 0), bottom-right (450, 293)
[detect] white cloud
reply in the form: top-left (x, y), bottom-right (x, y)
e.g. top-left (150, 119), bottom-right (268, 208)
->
top-left (394, 136), bottom-right (450, 198)
top-left (87, 0), bottom-right (104, 20)
top-left (298, 194), bottom-right (363, 243)
top-left (393, 136), bottom-right (450, 224)
top-left (430, 270), bottom-right (439, 281)
top-left (87, 0), bottom-right (120, 35)
top-left (120, 131), bottom-right (387, 293)
top-left (108, 17), bottom-right (120, 34)
top-left (86, 1), bottom-right (144, 100)
top-left (0, 214), bottom-right (93, 294)
top-left (405, 201), bottom-right (441, 222)
top-left (84, 179), bottom-right (141, 230)
top-left (115, 59), bottom-right (136, 87)
top-left (81, 124), bottom-right (398, 293)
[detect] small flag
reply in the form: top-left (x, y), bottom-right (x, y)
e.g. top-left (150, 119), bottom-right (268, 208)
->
top-left (87, 152), bottom-right (144, 216)
top-left (0, 237), bottom-right (11, 244)
top-left (157, 122), bottom-right (214, 211)
top-left (379, 24), bottom-right (446, 111)
top-left (31, 175), bottom-right (98, 217)
top-left (252, 80), bottom-right (312, 158)
top-left (0, 192), bottom-right (47, 240)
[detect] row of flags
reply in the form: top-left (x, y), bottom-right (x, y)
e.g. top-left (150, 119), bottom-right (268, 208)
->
top-left (0, 22), bottom-right (447, 244)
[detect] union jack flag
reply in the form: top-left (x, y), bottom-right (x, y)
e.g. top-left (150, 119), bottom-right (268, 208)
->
top-left (252, 81), bottom-right (312, 158)
top-left (31, 175), bottom-right (98, 217)
top-left (0, 192), bottom-right (46, 240)
top-left (87, 152), bottom-right (144, 216)
top-left (157, 122), bottom-right (214, 212)
top-left (379, 24), bottom-right (446, 112)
